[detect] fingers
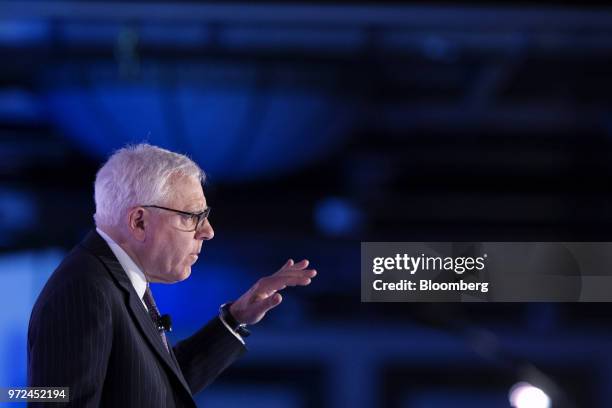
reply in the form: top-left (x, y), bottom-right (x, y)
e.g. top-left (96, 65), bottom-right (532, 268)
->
top-left (275, 268), bottom-right (317, 281)
top-left (254, 275), bottom-right (313, 296)
top-left (293, 259), bottom-right (309, 269)
top-left (285, 259), bottom-right (309, 269)
top-left (274, 259), bottom-right (311, 277)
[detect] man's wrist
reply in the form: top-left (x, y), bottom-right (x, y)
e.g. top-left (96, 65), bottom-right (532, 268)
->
top-left (220, 302), bottom-right (250, 338)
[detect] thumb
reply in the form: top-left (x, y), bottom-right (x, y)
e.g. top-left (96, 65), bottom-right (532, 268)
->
top-left (244, 293), bottom-right (283, 325)
top-left (256, 292), bottom-right (283, 315)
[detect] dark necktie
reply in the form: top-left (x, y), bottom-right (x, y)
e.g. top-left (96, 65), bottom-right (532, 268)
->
top-left (142, 286), bottom-right (170, 353)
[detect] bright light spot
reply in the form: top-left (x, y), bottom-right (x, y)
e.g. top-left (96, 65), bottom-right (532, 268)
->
top-left (314, 197), bottom-right (363, 236)
top-left (509, 382), bottom-right (551, 408)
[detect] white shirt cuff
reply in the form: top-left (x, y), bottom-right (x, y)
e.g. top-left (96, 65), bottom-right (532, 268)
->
top-left (219, 312), bottom-right (245, 345)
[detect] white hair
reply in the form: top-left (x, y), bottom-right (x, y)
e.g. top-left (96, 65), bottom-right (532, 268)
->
top-left (93, 143), bottom-right (205, 227)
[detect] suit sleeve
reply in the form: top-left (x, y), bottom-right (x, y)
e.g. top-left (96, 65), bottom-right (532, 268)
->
top-left (173, 316), bottom-right (246, 395)
top-left (27, 280), bottom-right (112, 407)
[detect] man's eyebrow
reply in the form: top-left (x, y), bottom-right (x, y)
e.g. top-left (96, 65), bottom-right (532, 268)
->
top-left (185, 205), bottom-right (207, 213)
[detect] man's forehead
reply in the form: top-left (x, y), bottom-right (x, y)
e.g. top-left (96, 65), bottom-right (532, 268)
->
top-left (184, 196), bottom-right (207, 211)
top-left (168, 174), bottom-right (206, 209)
top-left (181, 189), bottom-right (207, 210)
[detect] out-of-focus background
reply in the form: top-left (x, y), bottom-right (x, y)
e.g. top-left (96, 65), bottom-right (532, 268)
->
top-left (2, 1), bottom-right (612, 407)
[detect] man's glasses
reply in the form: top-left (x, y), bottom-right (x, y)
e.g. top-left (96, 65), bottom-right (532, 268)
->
top-left (142, 205), bottom-right (211, 232)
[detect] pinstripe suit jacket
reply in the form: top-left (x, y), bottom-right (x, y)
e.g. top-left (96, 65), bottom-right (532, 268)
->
top-left (27, 230), bottom-right (246, 407)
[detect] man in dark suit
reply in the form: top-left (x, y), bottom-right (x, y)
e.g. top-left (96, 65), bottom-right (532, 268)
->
top-left (27, 144), bottom-right (317, 407)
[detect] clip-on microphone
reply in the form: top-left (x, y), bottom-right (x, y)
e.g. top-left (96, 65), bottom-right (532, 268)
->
top-left (157, 314), bottom-right (172, 333)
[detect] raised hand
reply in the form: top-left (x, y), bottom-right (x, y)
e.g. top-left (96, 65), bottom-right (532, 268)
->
top-left (229, 259), bottom-right (317, 325)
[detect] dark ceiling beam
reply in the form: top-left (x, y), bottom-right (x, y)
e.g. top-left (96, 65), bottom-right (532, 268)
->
top-left (379, 103), bottom-right (609, 132)
top-left (4, 1), bottom-right (612, 30)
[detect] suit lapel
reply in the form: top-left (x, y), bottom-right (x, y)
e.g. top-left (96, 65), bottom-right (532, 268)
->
top-left (79, 230), bottom-right (193, 396)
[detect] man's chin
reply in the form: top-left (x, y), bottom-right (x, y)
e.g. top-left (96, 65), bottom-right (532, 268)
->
top-left (175, 267), bottom-right (192, 282)
top-left (157, 267), bottom-right (191, 284)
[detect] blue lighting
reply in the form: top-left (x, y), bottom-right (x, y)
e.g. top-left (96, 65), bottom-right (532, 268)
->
top-left (44, 73), bottom-right (354, 182)
top-left (314, 197), bottom-right (363, 236)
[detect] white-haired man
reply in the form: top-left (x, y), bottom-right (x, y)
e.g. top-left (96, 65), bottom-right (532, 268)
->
top-left (27, 144), bottom-right (317, 407)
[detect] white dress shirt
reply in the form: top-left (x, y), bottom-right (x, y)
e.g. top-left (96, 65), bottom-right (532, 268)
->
top-left (96, 227), bottom-right (244, 344)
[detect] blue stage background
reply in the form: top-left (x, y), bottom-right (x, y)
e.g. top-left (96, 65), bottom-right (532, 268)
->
top-left (2, 1), bottom-right (612, 407)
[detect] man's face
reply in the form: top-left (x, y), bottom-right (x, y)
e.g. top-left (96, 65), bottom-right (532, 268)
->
top-left (140, 174), bottom-right (214, 283)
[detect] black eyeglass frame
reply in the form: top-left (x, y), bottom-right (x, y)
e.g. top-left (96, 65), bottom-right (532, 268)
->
top-left (141, 205), bottom-right (211, 232)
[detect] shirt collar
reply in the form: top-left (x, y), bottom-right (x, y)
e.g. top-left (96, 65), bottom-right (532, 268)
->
top-left (96, 227), bottom-right (148, 302)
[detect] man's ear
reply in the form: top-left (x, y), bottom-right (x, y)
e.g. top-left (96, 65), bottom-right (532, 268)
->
top-left (127, 207), bottom-right (147, 241)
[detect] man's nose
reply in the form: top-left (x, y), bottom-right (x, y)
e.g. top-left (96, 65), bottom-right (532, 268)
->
top-left (195, 218), bottom-right (214, 240)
